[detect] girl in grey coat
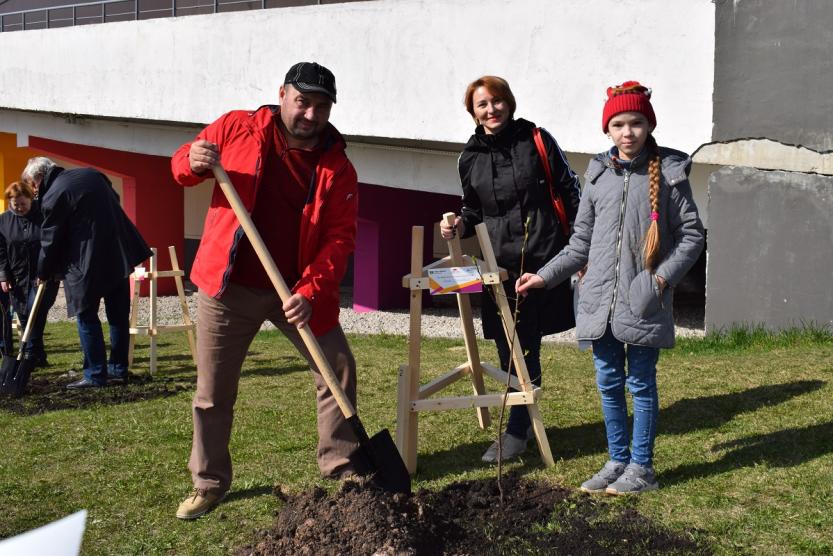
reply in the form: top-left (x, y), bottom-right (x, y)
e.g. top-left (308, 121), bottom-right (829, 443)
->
top-left (517, 81), bottom-right (704, 494)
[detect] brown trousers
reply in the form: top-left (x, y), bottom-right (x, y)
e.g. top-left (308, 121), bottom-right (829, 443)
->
top-left (189, 284), bottom-right (358, 494)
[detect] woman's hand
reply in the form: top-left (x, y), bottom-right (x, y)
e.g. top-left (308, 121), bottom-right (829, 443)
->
top-left (516, 273), bottom-right (545, 296)
top-left (0, 281), bottom-right (8, 293)
top-left (440, 216), bottom-right (464, 240)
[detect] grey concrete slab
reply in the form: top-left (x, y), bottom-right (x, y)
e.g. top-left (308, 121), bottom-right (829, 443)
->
top-left (706, 166), bottom-right (833, 332)
top-left (713, 0), bottom-right (833, 151)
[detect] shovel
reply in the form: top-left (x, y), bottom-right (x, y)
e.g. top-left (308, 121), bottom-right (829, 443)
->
top-left (0, 282), bottom-right (47, 398)
top-left (212, 164), bottom-right (411, 494)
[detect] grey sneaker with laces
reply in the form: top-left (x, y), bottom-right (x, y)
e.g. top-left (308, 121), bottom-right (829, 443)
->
top-left (481, 432), bottom-right (528, 463)
top-left (605, 462), bottom-right (658, 495)
top-left (580, 460), bottom-right (626, 493)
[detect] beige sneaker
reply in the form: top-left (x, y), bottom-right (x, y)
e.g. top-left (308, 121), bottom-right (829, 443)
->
top-left (176, 488), bottom-right (226, 520)
top-left (481, 432), bottom-right (528, 463)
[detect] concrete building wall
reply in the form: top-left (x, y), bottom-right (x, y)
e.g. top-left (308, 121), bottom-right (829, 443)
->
top-left (704, 0), bottom-right (833, 332)
top-left (706, 167), bottom-right (833, 332)
top-left (712, 0), bottom-right (833, 151)
top-left (0, 0), bottom-right (718, 310)
top-left (0, 0), bottom-right (715, 156)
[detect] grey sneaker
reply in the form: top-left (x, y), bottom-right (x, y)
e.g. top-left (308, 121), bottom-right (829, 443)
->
top-left (580, 460), bottom-right (626, 493)
top-left (481, 432), bottom-right (528, 463)
top-left (605, 463), bottom-right (658, 495)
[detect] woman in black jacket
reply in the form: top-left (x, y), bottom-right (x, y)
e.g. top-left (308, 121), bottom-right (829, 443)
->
top-left (0, 181), bottom-right (59, 365)
top-left (441, 76), bottom-right (582, 462)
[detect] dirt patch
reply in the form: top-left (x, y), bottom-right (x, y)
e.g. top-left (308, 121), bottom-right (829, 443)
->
top-left (238, 475), bottom-right (710, 555)
top-left (0, 372), bottom-right (191, 415)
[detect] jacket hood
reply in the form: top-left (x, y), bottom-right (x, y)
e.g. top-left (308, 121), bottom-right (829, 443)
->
top-left (585, 146), bottom-right (691, 186)
top-left (252, 105), bottom-right (348, 154)
top-left (463, 118), bottom-right (536, 152)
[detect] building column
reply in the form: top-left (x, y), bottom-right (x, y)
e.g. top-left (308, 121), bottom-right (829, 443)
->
top-left (354, 182), bottom-right (460, 311)
top-left (0, 132), bottom-right (40, 210)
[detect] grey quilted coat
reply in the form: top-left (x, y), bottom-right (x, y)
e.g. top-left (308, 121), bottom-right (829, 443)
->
top-left (537, 147), bottom-right (704, 348)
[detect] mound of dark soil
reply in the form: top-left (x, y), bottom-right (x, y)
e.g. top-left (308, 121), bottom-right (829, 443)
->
top-left (0, 373), bottom-right (190, 415)
top-left (238, 475), bottom-right (710, 556)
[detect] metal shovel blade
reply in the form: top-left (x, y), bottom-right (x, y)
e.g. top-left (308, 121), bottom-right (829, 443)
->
top-left (0, 355), bottom-right (34, 398)
top-left (9, 357), bottom-right (35, 398)
top-left (0, 354), bottom-right (17, 395)
top-left (0, 283), bottom-right (46, 398)
top-left (347, 417), bottom-right (411, 494)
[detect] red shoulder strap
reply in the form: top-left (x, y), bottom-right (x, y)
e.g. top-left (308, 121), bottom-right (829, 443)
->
top-left (533, 128), bottom-right (570, 237)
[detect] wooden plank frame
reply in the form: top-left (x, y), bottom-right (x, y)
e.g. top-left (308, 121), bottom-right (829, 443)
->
top-left (395, 213), bottom-right (555, 474)
top-left (127, 246), bottom-right (197, 375)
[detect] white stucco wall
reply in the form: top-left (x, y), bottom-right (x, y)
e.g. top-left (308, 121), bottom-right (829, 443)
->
top-left (0, 0), bottom-right (716, 230)
top-left (0, 0), bottom-right (715, 156)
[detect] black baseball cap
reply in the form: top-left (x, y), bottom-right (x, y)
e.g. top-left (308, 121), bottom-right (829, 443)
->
top-left (284, 62), bottom-right (337, 103)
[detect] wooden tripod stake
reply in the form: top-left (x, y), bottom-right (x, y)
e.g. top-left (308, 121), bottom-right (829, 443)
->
top-left (127, 246), bottom-right (197, 375)
top-left (396, 213), bottom-right (554, 474)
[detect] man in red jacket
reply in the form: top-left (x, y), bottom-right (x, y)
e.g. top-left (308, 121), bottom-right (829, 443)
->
top-left (170, 62), bottom-right (360, 520)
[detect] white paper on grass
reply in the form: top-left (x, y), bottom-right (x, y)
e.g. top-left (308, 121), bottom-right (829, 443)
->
top-left (0, 510), bottom-right (86, 556)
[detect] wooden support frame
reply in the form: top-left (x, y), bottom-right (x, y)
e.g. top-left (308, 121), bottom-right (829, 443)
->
top-left (396, 213), bottom-right (555, 474)
top-left (127, 246), bottom-right (197, 375)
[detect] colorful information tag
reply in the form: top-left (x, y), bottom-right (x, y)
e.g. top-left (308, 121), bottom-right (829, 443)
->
top-left (133, 266), bottom-right (147, 281)
top-left (428, 266), bottom-right (482, 295)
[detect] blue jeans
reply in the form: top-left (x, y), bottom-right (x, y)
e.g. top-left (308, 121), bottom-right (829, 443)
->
top-left (76, 279), bottom-right (131, 384)
top-left (494, 328), bottom-right (542, 439)
top-left (591, 325), bottom-right (660, 467)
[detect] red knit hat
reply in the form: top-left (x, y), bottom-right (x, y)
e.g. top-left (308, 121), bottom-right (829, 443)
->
top-left (602, 81), bottom-right (656, 132)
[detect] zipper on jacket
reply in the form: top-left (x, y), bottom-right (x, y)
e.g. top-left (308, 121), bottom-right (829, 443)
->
top-left (608, 170), bottom-right (630, 322)
top-left (218, 155), bottom-right (262, 296)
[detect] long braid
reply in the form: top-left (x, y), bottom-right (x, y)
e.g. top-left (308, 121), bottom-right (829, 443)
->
top-left (643, 134), bottom-right (661, 271)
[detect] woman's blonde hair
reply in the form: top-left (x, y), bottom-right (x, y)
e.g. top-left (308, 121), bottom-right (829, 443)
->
top-left (643, 134), bottom-right (661, 271)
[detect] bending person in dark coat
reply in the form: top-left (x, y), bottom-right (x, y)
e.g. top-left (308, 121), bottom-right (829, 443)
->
top-left (22, 157), bottom-right (152, 389)
top-left (0, 181), bottom-right (60, 365)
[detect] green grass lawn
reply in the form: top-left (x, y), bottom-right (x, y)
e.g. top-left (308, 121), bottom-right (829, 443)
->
top-left (1, 322), bottom-right (832, 555)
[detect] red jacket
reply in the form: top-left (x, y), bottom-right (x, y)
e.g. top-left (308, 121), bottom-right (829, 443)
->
top-left (171, 105), bottom-right (358, 336)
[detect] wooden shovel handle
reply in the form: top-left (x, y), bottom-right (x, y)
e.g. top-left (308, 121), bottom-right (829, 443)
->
top-left (211, 165), bottom-right (357, 419)
top-left (17, 282), bottom-right (47, 360)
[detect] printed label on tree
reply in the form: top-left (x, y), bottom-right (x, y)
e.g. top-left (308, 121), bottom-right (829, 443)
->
top-left (428, 267), bottom-right (482, 295)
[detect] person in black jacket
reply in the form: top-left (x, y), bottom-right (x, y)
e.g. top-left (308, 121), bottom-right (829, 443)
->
top-left (0, 181), bottom-right (60, 365)
top-left (441, 76), bottom-right (582, 463)
top-left (22, 157), bottom-right (152, 389)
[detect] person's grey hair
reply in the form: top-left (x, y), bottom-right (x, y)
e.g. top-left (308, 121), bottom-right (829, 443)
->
top-left (21, 156), bottom-right (56, 186)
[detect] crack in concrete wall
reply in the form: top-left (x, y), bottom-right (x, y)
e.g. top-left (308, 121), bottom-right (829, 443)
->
top-left (693, 139), bottom-right (833, 176)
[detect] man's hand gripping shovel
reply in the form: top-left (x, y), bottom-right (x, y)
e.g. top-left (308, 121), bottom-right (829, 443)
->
top-left (212, 164), bottom-right (411, 494)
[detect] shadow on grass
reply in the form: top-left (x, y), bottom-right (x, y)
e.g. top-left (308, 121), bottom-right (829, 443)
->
top-left (661, 420), bottom-right (833, 487)
top-left (661, 379), bottom-right (825, 435)
top-left (131, 353), bottom-right (197, 365)
top-left (0, 372), bottom-right (194, 416)
top-left (557, 379), bottom-right (826, 460)
top-left (415, 380), bottom-right (825, 477)
top-left (242, 362), bottom-right (309, 378)
top-left (240, 354), bottom-right (309, 378)
top-left (38, 346), bottom-right (85, 356)
top-left (415, 447), bottom-right (545, 482)
top-left (224, 485), bottom-right (276, 504)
